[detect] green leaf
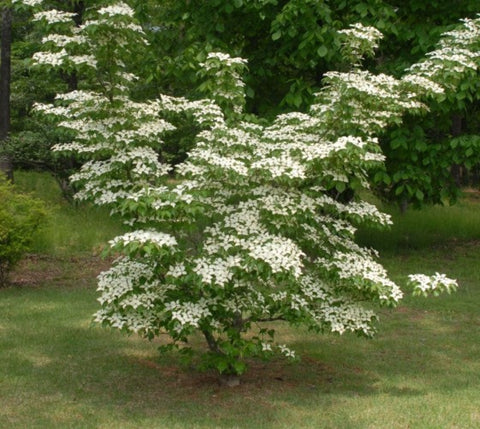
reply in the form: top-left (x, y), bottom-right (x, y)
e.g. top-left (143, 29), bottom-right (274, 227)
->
top-left (335, 182), bottom-right (346, 193)
top-left (272, 30), bottom-right (282, 41)
top-left (216, 360), bottom-right (229, 374)
top-left (232, 360), bottom-right (247, 375)
top-left (316, 45), bottom-right (328, 57)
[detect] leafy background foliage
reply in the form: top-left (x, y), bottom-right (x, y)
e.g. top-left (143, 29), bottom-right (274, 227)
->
top-left (0, 175), bottom-right (46, 285)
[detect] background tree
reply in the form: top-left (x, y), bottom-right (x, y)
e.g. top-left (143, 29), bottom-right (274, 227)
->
top-left (6, 1), bottom-right (479, 207)
top-left (376, 16), bottom-right (480, 208)
top-left (3, 1), bottom-right (110, 196)
top-left (0, 3), bottom-right (13, 180)
top-left (135, 0), bottom-right (480, 209)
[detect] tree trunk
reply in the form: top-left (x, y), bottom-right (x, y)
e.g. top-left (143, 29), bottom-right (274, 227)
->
top-left (0, 6), bottom-right (13, 181)
top-left (450, 114), bottom-right (463, 188)
top-left (64, 1), bottom-right (85, 91)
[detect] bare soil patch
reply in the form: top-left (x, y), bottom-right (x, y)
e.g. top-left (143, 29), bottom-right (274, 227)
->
top-left (10, 253), bottom-right (111, 288)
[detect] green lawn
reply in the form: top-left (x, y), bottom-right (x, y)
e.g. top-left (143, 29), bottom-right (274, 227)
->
top-left (1, 173), bottom-right (479, 428)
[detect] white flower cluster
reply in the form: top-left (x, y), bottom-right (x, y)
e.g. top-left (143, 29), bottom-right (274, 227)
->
top-left (316, 300), bottom-right (377, 336)
top-left (84, 19), bottom-right (145, 35)
top-left (193, 256), bottom-right (242, 287)
top-left (69, 54), bottom-right (97, 68)
top-left (13, 0), bottom-right (43, 7)
top-left (93, 308), bottom-right (158, 333)
top-left (199, 52), bottom-right (248, 114)
top-left (96, 257), bottom-right (155, 304)
top-left (246, 233), bottom-right (305, 277)
top-left (405, 16), bottom-right (480, 88)
top-left (33, 50), bottom-right (66, 67)
top-left (401, 75), bottom-right (444, 95)
top-left (33, 10), bottom-right (76, 24)
top-left (55, 90), bottom-right (103, 104)
top-left (42, 33), bottom-right (87, 47)
top-left (270, 276), bottom-right (378, 336)
top-left (109, 230), bottom-right (177, 249)
top-left (169, 300), bottom-right (212, 330)
top-left (157, 95), bottom-right (225, 127)
top-left (189, 146), bottom-right (249, 176)
top-left (335, 200), bottom-right (393, 226)
top-left (338, 23), bottom-right (384, 62)
top-left (251, 153), bottom-right (306, 179)
top-left (409, 273), bottom-right (458, 296)
top-left (166, 263), bottom-right (187, 278)
top-left (33, 103), bottom-right (71, 118)
top-left (203, 52), bottom-right (248, 68)
top-left (201, 205), bottom-right (306, 280)
top-left (98, 2), bottom-right (135, 18)
top-left (322, 251), bottom-right (403, 304)
top-left (339, 23), bottom-right (383, 43)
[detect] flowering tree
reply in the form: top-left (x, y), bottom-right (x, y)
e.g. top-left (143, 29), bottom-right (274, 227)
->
top-left (29, 0), bottom-right (462, 380)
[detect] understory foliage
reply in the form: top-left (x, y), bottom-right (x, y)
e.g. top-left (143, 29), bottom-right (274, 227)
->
top-left (0, 175), bottom-right (46, 286)
top-left (378, 14), bottom-right (480, 207)
top-left (28, 0), bottom-right (466, 376)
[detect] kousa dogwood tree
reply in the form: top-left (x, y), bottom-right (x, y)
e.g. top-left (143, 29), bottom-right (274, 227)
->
top-left (29, 0), bottom-right (460, 380)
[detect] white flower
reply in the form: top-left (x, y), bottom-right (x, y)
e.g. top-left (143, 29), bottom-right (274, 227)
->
top-left (278, 344), bottom-right (296, 358)
top-left (261, 342), bottom-right (272, 352)
top-left (166, 263), bottom-right (187, 278)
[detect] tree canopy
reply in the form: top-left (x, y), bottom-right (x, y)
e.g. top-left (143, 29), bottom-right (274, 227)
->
top-left (25, 0), bottom-right (468, 378)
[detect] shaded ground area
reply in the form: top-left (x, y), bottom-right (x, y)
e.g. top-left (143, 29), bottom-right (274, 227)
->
top-left (10, 254), bottom-right (111, 288)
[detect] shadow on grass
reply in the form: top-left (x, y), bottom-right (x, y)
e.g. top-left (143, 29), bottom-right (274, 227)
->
top-left (2, 294), bottom-right (478, 429)
top-left (2, 245), bottom-right (480, 428)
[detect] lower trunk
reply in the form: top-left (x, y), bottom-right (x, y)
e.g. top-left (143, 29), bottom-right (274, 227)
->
top-left (203, 329), bottom-right (223, 355)
top-left (0, 154), bottom-right (13, 181)
top-left (219, 374), bottom-right (240, 387)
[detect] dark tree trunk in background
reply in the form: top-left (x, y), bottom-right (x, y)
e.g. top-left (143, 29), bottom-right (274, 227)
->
top-left (56, 1), bottom-right (85, 196)
top-left (65, 1), bottom-right (85, 91)
top-left (450, 114), bottom-right (463, 187)
top-left (0, 6), bottom-right (13, 181)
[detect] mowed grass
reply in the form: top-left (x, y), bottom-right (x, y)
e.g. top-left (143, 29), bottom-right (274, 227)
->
top-left (357, 189), bottom-right (480, 252)
top-left (1, 172), bottom-right (479, 428)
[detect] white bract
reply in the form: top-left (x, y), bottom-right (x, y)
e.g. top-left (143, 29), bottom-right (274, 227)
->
top-left (32, 2), bottom-right (472, 376)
